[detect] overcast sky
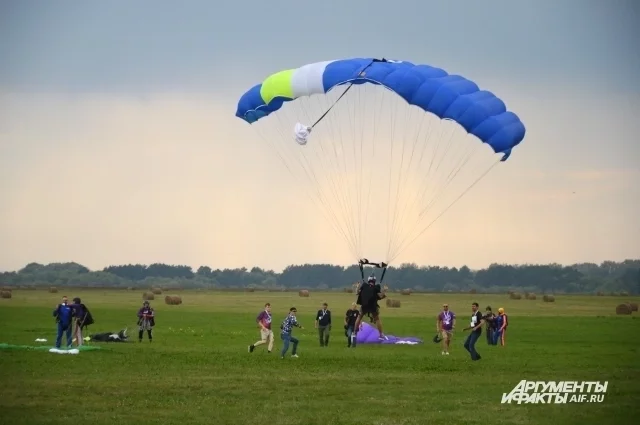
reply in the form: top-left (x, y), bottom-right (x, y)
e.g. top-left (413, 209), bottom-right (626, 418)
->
top-left (1, 0), bottom-right (638, 272)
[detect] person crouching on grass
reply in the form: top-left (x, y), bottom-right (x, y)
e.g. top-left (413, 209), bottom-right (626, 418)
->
top-left (279, 307), bottom-right (304, 359)
top-left (249, 303), bottom-right (274, 353)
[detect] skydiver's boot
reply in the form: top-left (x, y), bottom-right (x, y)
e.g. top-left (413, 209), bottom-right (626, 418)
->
top-left (138, 330), bottom-right (143, 342)
top-left (147, 329), bottom-right (152, 342)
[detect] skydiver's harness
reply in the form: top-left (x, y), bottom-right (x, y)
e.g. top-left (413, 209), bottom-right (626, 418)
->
top-left (357, 258), bottom-right (388, 322)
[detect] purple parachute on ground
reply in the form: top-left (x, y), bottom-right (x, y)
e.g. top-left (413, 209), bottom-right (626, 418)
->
top-left (356, 322), bottom-right (423, 345)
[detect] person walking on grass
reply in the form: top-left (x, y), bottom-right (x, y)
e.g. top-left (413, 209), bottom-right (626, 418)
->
top-left (280, 307), bottom-right (304, 359)
top-left (345, 302), bottom-right (359, 348)
top-left (462, 302), bottom-right (484, 361)
top-left (249, 303), bottom-right (274, 353)
top-left (315, 302), bottom-right (332, 347)
top-left (53, 295), bottom-right (74, 349)
top-left (436, 303), bottom-right (456, 355)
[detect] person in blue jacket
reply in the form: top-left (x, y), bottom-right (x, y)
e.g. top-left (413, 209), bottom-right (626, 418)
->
top-left (52, 295), bottom-right (75, 349)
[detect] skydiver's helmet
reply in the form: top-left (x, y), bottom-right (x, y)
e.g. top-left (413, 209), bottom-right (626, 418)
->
top-left (367, 275), bottom-right (376, 284)
top-left (143, 300), bottom-right (150, 307)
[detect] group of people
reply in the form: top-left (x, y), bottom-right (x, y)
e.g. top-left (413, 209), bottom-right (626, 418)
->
top-left (53, 296), bottom-right (156, 348)
top-left (436, 302), bottom-right (509, 361)
top-left (247, 269), bottom-right (392, 358)
top-left (52, 295), bottom-right (94, 349)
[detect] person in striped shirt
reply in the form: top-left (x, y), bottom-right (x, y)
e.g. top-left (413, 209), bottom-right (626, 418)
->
top-left (279, 307), bottom-right (304, 359)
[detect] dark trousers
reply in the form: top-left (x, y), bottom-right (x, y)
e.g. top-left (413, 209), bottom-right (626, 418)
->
top-left (486, 328), bottom-right (496, 345)
top-left (318, 325), bottom-right (330, 346)
top-left (56, 322), bottom-right (72, 348)
top-left (464, 331), bottom-right (481, 360)
top-left (281, 332), bottom-right (299, 357)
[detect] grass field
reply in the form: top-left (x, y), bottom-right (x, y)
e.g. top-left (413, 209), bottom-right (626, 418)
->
top-left (1, 290), bottom-right (639, 425)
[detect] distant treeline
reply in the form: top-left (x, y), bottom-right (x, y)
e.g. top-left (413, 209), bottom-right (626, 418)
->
top-left (1, 259), bottom-right (639, 295)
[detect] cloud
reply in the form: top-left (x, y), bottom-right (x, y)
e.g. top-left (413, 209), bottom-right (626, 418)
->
top-left (0, 89), bottom-right (638, 272)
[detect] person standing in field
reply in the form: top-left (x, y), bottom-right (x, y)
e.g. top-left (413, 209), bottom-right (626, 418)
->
top-left (280, 307), bottom-right (304, 359)
top-left (345, 302), bottom-right (359, 348)
top-left (483, 306), bottom-right (496, 345)
top-left (52, 295), bottom-right (74, 349)
top-left (315, 302), bottom-right (332, 347)
top-left (462, 302), bottom-right (484, 361)
top-left (493, 307), bottom-right (508, 346)
top-left (249, 303), bottom-right (274, 353)
top-left (436, 303), bottom-right (456, 355)
top-left (137, 300), bottom-right (155, 343)
top-left (70, 297), bottom-right (94, 347)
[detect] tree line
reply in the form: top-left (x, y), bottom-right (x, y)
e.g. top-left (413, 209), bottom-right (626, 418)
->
top-left (0, 259), bottom-right (638, 294)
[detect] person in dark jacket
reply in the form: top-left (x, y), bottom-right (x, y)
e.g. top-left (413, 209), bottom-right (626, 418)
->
top-left (70, 297), bottom-right (94, 347)
top-left (137, 301), bottom-right (155, 342)
top-left (483, 306), bottom-right (497, 345)
top-left (344, 302), bottom-right (359, 348)
top-left (52, 295), bottom-right (75, 349)
top-left (315, 302), bottom-right (332, 347)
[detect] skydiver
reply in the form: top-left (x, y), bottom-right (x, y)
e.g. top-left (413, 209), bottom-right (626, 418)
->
top-left (353, 260), bottom-right (389, 342)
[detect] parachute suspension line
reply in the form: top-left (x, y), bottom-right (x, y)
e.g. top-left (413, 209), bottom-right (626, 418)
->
top-left (385, 104), bottom-right (420, 263)
top-left (256, 102), bottom-right (360, 259)
top-left (386, 110), bottom-right (432, 261)
top-left (388, 157), bottom-right (501, 264)
top-left (254, 117), bottom-right (357, 258)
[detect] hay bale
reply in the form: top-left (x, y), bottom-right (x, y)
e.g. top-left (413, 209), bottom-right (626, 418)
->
top-left (142, 292), bottom-right (155, 301)
top-left (164, 295), bottom-right (182, 305)
top-left (596, 291), bottom-right (604, 296)
top-left (1, 286), bottom-right (12, 292)
top-left (49, 287), bottom-right (58, 293)
top-left (628, 302), bottom-right (638, 312)
top-left (542, 295), bottom-right (555, 303)
top-left (469, 288), bottom-right (477, 294)
top-left (525, 293), bottom-right (537, 300)
top-left (298, 290), bottom-right (310, 297)
top-left (0, 290), bottom-right (11, 299)
top-left (616, 303), bottom-right (632, 315)
top-left (507, 290), bottom-right (515, 295)
top-left (509, 292), bottom-right (522, 300)
top-left (400, 289), bottom-right (411, 295)
top-left (151, 287), bottom-right (162, 295)
top-left (385, 298), bottom-right (401, 308)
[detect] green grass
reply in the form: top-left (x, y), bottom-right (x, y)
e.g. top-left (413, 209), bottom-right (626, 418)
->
top-left (1, 290), bottom-right (639, 425)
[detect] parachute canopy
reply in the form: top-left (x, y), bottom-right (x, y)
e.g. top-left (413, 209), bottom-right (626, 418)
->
top-left (236, 58), bottom-right (525, 159)
top-left (356, 322), bottom-right (423, 345)
top-left (235, 58), bottom-right (526, 263)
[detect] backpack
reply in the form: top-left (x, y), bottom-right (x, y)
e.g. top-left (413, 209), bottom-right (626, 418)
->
top-left (80, 304), bottom-right (95, 329)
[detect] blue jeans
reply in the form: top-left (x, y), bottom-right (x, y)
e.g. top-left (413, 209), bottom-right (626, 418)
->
top-left (346, 326), bottom-right (356, 347)
top-left (493, 329), bottom-right (503, 345)
top-left (464, 331), bottom-right (481, 360)
top-left (56, 322), bottom-right (72, 349)
top-left (486, 328), bottom-right (496, 345)
top-left (280, 332), bottom-right (299, 357)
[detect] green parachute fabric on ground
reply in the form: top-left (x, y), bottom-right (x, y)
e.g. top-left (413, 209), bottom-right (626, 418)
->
top-left (0, 343), bottom-right (102, 351)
